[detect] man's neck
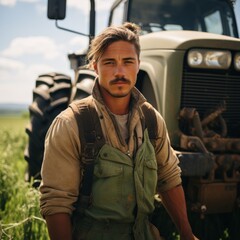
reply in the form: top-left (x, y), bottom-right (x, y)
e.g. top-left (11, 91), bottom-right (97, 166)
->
top-left (104, 96), bottom-right (130, 115)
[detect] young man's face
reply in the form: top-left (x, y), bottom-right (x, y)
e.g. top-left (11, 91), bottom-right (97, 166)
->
top-left (94, 40), bottom-right (140, 99)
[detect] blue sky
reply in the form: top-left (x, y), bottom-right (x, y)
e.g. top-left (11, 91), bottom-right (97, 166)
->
top-left (0, 0), bottom-right (240, 104)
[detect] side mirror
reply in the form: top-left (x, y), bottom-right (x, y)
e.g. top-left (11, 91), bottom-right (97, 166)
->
top-left (47, 0), bottom-right (66, 20)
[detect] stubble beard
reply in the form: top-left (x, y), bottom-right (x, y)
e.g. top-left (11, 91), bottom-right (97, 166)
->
top-left (106, 78), bottom-right (133, 98)
top-left (104, 85), bottom-right (131, 98)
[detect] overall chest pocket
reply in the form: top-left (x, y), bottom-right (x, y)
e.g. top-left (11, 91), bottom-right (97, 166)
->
top-left (91, 145), bottom-right (134, 209)
top-left (94, 162), bottom-right (123, 178)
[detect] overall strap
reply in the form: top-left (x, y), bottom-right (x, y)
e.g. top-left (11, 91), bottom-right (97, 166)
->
top-left (141, 103), bottom-right (158, 148)
top-left (69, 97), bottom-right (105, 203)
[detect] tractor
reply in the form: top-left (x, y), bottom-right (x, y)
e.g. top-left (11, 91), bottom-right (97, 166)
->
top-left (25, 0), bottom-right (240, 239)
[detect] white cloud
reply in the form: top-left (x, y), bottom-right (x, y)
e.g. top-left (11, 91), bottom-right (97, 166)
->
top-left (0, 59), bottom-right (63, 103)
top-left (68, 0), bottom-right (114, 13)
top-left (0, 57), bottom-right (25, 71)
top-left (35, 2), bottom-right (46, 14)
top-left (0, 50), bottom-right (73, 103)
top-left (68, 0), bottom-right (89, 11)
top-left (69, 36), bottom-right (88, 48)
top-left (1, 36), bottom-right (63, 60)
top-left (25, 63), bottom-right (56, 78)
top-left (19, 0), bottom-right (39, 2)
top-left (0, 57), bottom-right (56, 85)
top-left (0, 0), bottom-right (114, 9)
top-left (0, 0), bottom-right (16, 6)
top-left (0, 84), bottom-right (33, 104)
top-left (0, 0), bottom-right (39, 7)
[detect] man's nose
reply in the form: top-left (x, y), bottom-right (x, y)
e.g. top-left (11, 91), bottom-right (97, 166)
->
top-left (114, 65), bottom-right (125, 78)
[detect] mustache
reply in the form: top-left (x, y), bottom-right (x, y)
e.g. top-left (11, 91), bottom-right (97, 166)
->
top-left (110, 78), bottom-right (131, 85)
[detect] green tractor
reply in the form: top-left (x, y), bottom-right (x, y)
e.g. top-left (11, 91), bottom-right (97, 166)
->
top-left (25, 0), bottom-right (240, 239)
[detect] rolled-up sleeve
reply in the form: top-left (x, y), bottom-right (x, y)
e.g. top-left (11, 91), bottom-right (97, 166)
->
top-left (155, 111), bottom-right (182, 193)
top-left (39, 108), bottom-right (82, 217)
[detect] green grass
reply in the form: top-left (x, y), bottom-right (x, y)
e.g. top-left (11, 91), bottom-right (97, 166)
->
top-left (0, 112), bottom-right (29, 134)
top-left (0, 114), bottom-right (49, 240)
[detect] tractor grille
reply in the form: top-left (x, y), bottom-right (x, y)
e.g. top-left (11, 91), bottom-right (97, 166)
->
top-left (180, 56), bottom-right (240, 137)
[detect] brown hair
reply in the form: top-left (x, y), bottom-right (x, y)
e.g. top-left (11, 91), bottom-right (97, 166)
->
top-left (87, 22), bottom-right (141, 68)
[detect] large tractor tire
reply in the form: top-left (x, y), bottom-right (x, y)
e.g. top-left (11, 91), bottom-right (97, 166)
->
top-left (24, 70), bottom-right (95, 187)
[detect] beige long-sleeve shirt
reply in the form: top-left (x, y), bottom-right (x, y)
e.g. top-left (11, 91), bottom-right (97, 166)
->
top-left (39, 81), bottom-right (181, 217)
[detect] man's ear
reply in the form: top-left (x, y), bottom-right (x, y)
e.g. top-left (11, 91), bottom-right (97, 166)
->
top-left (93, 62), bottom-right (98, 74)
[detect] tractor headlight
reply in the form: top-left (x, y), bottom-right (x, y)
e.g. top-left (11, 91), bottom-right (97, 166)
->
top-left (234, 53), bottom-right (240, 71)
top-left (187, 49), bottom-right (231, 69)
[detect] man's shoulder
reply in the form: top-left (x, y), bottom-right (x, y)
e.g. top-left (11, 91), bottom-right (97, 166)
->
top-left (70, 96), bottom-right (93, 108)
top-left (141, 101), bottom-right (155, 110)
top-left (141, 101), bottom-right (159, 119)
top-left (56, 96), bottom-right (93, 123)
top-left (56, 106), bottom-right (76, 123)
top-left (141, 101), bottom-right (164, 122)
top-left (69, 96), bottom-right (96, 120)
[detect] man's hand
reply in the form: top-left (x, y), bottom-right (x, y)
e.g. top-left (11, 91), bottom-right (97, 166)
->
top-left (45, 213), bottom-right (72, 240)
top-left (160, 185), bottom-right (197, 240)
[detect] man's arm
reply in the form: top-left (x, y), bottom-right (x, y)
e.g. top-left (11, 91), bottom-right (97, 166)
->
top-left (45, 213), bottom-right (72, 240)
top-left (40, 113), bottom-right (81, 239)
top-left (160, 185), bottom-right (198, 240)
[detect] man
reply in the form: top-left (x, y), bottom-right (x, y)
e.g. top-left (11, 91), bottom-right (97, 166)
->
top-left (40, 22), bottom-right (197, 240)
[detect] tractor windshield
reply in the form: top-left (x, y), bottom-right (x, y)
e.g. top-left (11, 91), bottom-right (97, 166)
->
top-left (127, 0), bottom-right (238, 37)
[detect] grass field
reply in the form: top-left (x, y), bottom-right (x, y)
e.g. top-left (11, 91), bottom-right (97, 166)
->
top-left (0, 113), bottom-right (28, 133)
top-left (0, 113), bottom-right (49, 240)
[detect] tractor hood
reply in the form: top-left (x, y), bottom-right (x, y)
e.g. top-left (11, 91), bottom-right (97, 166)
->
top-left (140, 30), bottom-right (240, 50)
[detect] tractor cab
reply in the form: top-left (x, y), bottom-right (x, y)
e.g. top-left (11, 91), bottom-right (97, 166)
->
top-left (109, 0), bottom-right (239, 37)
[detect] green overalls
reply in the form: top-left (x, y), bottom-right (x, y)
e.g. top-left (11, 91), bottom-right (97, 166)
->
top-left (73, 129), bottom-right (158, 240)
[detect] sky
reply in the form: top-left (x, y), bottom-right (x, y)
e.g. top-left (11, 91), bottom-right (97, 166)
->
top-left (0, 0), bottom-right (240, 105)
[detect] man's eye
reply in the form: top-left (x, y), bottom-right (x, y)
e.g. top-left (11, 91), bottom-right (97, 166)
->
top-left (125, 60), bottom-right (134, 64)
top-left (104, 61), bottom-right (114, 65)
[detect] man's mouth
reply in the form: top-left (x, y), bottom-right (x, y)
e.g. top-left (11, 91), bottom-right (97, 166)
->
top-left (110, 78), bottom-right (131, 85)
